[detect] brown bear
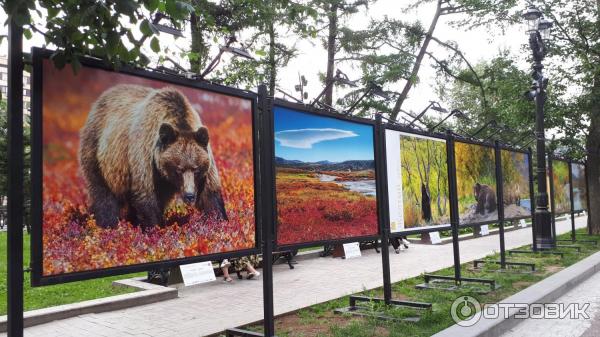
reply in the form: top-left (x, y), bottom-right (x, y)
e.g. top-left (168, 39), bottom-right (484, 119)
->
top-left (473, 183), bottom-right (497, 215)
top-left (79, 84), bottom-right (227, 229)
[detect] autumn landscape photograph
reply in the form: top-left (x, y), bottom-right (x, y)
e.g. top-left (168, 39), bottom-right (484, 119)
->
top-left (273, 106), bottom-right (378, 246)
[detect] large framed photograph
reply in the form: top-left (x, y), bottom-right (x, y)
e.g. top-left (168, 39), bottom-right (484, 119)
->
top-left (454, 141), bottom-right (498, 225)
top-left (571, 162), bottom-right (587, 211)
top-left (550, 159), bottom-right (571, 215)
top-left (31, 49), bottom-right (260, 285)
top-left (501, 149), bottom-right (532, 220)
top-left (273, 103), bottom-right (379, 248)
top-left (385, 129), bottom-right (450, 233)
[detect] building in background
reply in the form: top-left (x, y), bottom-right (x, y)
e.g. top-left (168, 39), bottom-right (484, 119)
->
top-left (0, 56), bottom-right (31, 113)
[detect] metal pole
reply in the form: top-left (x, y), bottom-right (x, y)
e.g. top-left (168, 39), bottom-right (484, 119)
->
top-left (446, 131), bottom-right (461, 283)
top-left (548, 156), bottom-right (557, 241)
top-left (7, 18), bottom-right (24, 337)
top-left (258, 84), bottom-right (275, 337)
top-left (528, 148), bottom-right (538, 252)
top-left (585, 161), bottom-right (592, 235)
top-left (531, 34), bottom-right (554, 250)
top-left (375, 114), bottom-right (392, 304)
top-left (494, 142), bottom-right (506, 267)
top-left (568, 161), bottom-right (576, 242)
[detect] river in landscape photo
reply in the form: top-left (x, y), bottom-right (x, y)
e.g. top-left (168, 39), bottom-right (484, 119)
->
top-left (318, 174), bottom-right (376, 197)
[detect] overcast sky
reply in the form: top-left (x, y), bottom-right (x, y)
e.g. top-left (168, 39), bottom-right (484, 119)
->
top-left (0, 1), bottom-right (530, 117)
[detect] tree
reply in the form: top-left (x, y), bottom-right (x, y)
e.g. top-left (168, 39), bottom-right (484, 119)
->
top-left (212, 1), bottom-right (317, 96)
top-left (309, 0), bottom-right (376, 106)
top-left (437, 54), bottom-right (538, 140)
top-left (0, 99), bottom-right (31, 230)
top-left (447, 0), bottom-right (600, 233)
top-left (3, 0), bottom-right (196, 70)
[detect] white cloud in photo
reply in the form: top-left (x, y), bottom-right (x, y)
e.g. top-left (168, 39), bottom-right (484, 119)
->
top-left (275, 128), bottom-right (358, 149)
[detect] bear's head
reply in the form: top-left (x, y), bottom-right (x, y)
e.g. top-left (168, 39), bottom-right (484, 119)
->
top-left (473, 183), bottom-right (482, 201)
top-left (155, 123), bottom-right (211, 205)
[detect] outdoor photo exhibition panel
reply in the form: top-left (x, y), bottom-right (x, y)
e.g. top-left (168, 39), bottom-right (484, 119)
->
top-left (454, 140), bottom-right (499, 227)
top-left (272, 102), bottom-right (380, 249)
top-left (571, 162), bottom-right (588, 212)
top-left (31, 48), bottom-right (262, 286)
top-left (500, 149), bottom-right (534, 221)
top-left (385, 128), bottom-right (451, 235)
top-left (550, 158), bottom-right (572, 216)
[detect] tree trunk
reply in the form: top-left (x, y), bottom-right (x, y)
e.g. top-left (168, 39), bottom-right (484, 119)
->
top-left (268, 22), bottom-right (277, 97)
top-left (390, 0), bottom-right (442, 120)
top-left (586, 77), bottom-right (600, 234)
top-left (587, 0), bottom-right (600, 233)
top-left (190, 13), bottom-right (209, 74)
top-left (324, 2), bottom-right (338, 107)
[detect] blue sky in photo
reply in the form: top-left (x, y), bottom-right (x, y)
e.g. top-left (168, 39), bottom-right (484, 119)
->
top-left (274, 105), bottom-right (374, 163)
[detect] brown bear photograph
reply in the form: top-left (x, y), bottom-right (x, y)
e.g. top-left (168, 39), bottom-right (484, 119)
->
top-left (454, 142), bottom-right (499, 224)
top-left (40, 58), bottom-right (256, 277)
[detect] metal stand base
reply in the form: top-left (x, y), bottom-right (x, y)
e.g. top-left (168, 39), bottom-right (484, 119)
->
top-left (334, 295), bottom-right (431, 322)
top-left (555, 244), bottom-right (582, 252)
top-left (226, 328), bottom-right (271, 337)
top-left (508, 249), bottom-right (564, 258)
top-left (415, 274), bottom-right (499, 294)
top-left (472, 260), bottom-right (536, 272)
top-left (556, 239), bottom-right (597, 245)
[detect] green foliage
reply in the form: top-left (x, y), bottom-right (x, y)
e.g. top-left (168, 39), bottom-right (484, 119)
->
top-left (399, 135), bottom-right (449, 227)
top-left (501, 150), bottom-right (530, 204)
top-left (552, 160), bottom-right (571, 213)
top-left (4, 0), bottom-right (194, 70)
top-left (0, 100), bottom-right (30, 223)
top-left (454, 142), bottom-right (496, 213)
top-left (435, 53), bottom-right (537, 141)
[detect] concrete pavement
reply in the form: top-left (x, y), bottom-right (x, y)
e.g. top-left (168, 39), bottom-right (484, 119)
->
top-left (2, 216), bottom-right (587, 337)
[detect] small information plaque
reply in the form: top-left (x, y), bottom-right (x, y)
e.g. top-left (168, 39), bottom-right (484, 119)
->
top-left (480, 225), bottom-right (489, 236)
top-left (430, 231), bottom-right (442, 244)
top-left (519, 219), bottom-right (527, 228)
top-left (180, 261), bottom-right (216, 286)
top-left (343, 242), bottom-right (362, 259)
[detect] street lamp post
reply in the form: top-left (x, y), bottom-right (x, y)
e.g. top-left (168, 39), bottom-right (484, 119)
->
top-left (522, 6), bottom-right (555, 250)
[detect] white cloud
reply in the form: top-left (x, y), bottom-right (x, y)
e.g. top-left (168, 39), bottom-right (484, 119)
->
top-left (275, 128), bottom-right (358, 149)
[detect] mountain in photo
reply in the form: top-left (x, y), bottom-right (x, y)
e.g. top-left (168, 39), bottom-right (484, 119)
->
top-left (275, 156), bottom-right (374, 171)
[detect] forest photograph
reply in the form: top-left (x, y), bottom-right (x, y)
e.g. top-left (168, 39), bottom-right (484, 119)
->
top-left (571, 163), bottom-right (587, 211)
top-left (40, 59), bottom-right (256, 277)
top-left (274, 106), bottom-right (378, 246)
top-left (551, 160), bottom-right (571, 214)
top-left (501, 150), bottom-right (532, 219)
top-left (455, 142), bottom-right (498, 224)
top-left (386, 130), bottom-right (449, 232)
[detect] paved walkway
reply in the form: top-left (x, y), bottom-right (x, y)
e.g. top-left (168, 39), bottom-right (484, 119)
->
top-left (500, 250), bottom-right (600, 337)
top-left (5, 216), bottom-right (587, 337)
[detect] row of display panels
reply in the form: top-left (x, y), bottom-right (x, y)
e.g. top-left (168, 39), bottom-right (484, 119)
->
top-left (30, 49), bottom-right (587, 285)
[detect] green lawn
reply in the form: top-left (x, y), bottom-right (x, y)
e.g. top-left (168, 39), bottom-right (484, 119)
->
top-left (0, 231), bottom-right (144, 315)
top-left (242, 228), bottom-right (600, 337)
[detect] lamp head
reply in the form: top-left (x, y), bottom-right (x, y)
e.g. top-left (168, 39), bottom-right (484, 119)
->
top-left (522, 6), bottom-right (543, 34)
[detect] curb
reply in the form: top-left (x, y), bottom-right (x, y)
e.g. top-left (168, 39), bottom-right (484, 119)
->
top-left (0, 277), bottom-right (177, 332)
top-left (432, 250), bottom-right (600, 337)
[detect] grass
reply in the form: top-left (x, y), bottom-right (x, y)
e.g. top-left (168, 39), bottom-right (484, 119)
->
top-left (0, 231), bottom-right (144, 315)
top-left (238, 227), bottom-right (600, 337)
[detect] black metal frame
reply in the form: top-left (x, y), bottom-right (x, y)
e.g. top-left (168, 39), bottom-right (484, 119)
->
top-left (555, 161), bottom-right (597, 245)
top-left (7, 18), bottom-right (25, 337)
top-left (333, 114), bottom-right (433, 320)
top-left (473, 142), bottom-right (536, 272)
top-left (382, 123), bottom-right (452, 237)
top-left (270, 99), bottom-right (381, 251)
top-left (30, 48), bottom-right (263, 286)
top-left (415, 132), bottom-right (498, 293)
